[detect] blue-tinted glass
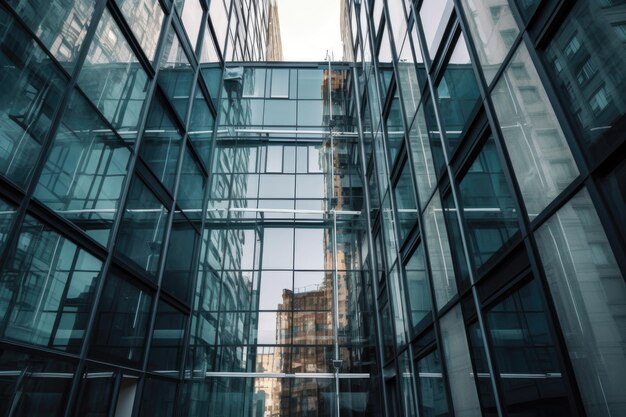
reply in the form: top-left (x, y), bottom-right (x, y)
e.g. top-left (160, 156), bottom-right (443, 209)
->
top-left (436, 33), bottom-right (481, 153)
top-left (35, 90), bottom-right (131, 246)
top-left (78, 9), bottom-right (149, 135)
top-left (138, 378), bottom-right (177, 417)
top-left (159, 26), bottom-right (194, 121)
top-left (458, 138), bottom-right (519, 269)
top-left (270, 69), bottom-right (289, 98)
top-left (0, 10), bottom-right (66, 188)
top-left (297, 100), bottom-right (325, 126)
top-left (177, 146), bottom-right (206, 219)
top-left (0, 349), bottom-right (75, 417)
top-left (115, 177), bottom-right (169, 276)
top-left (513, 0), bottom-right (540, 21)
top-left (442, 193), bottom-right (471, 289)
top-left (188, 84), bottom-right (215, 168)
top-left (298, 69), bottom-right (325, 99)
top-left (75, 365), bottom-right (116, 416)
top-left (487, 279), bottom-right (573, 416)
top-left (0, 216), bottom-right (102, 353)
top-left (416, 350), bottom-right (450, 417)
top-left (140, 94), bottom-right (183, 192)
top-left (148, 300), bottom-right (186, 374)
top-left (386, 94), bottom-right (404, 163)
top-left (7, 0), bottom-right (94, 69)
top-left (491, 44), bottom-right (579, 217)
top-left (201, 66), bottom-right (223, 105)
top-left (394, 161), bottom-right (417, 242)
top-left (460, 0), bottom-right (519, 84)
top-left (162, 213), bottom-right (200, 303)
top-left (408, 104), bottom-right (437, 208)
top-left (404, 244), bottom-right (431, 332)
top-left (0, 199), bottom-right (15, 251)
top-left (90, 272), bottom-right (152, 366)
top-left (264, 100), bottom-right (296, 125)
top-left (536, 189), bottom-right (626, 417)
top-left (115, 0), bottom-right (164, 61)
top-left (545, 0), bottom-right (626, 161)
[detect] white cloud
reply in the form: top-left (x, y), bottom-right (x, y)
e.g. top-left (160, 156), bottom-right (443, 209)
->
top-left (275, 0), bottom-right (343, 61)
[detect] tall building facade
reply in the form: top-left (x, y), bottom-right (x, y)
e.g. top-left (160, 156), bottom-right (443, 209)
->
top-left (0, 2), bottom-right (624, 417)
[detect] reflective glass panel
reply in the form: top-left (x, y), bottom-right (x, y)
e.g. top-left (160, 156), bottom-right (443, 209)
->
top-left (394, 160), bottom-right (417, 242)
top-left (491, 43), bottom-right (579, 217)
top-left (486, 279), bottom-right (573, 416)
top-left (422, 194), bottom-right (457, 309)
top-left (188, 84), bottom-right (214, 168)
top-left (179, 0), bottom-right (203, 49)
top-left (7, 0), bottom-right (94, 69)
top-left (140, 94), bottom-right (183, 192)
top-left (162, 214), bottom-right (200, 303)
top-left (0, 10), bottom-right (66, 188)
top-left (440, 304), bottom-right (482, 417)
top-left (404, 244), bottom-right (431, 331)
top-left (416, 350), bottom-right (449, 417)
top-left (535, 188), bottom-right (626, 417)
top-left (148, 300), bottom-right (186, 375)
top-left (408, 105), bottom-right (437, 208)
top-left (436, 33), bottom-right (481, 153)
top-left (458, 137), bottom-right (519, 269)
top-left (0, 198), bottom-right (15, 251)
top-left (0, 216), bottom-right (102, 353)
top-left (78, 9), bottom-right (149, 134)
top-left (35, 90), bottom-right (131, 246)
top-left (90, 272), bottom-right (152, 366)
top-left (545, 0), bottom-right (626, 159)
top-left (460, 0), bottom-right (519, 84)
top-left (115, 0), bottom-right (164, 61)
top-left (420, 0), bottom-right (453, 58)
top-left (115, 177), bottom-right (169, 276)
top-left (159, 26), bottom-right (194, 121)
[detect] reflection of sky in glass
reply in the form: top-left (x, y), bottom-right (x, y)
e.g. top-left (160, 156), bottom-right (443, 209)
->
top-left (259, 271), bottom-right (292, 310)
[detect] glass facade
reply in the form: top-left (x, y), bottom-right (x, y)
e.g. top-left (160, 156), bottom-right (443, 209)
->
top-left (0, 1), bottom-right (624, 417)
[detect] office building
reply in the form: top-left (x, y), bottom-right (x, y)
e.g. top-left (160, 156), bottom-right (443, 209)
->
top-left (0, 0), bottom-right (624, 417)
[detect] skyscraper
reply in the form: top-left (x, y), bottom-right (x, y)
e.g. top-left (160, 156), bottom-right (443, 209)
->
top-left (0, 1), bottom-right (624, 417)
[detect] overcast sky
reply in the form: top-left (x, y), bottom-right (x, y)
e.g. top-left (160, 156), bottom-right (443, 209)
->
top-left (275, 0), bottom-right (343, 61)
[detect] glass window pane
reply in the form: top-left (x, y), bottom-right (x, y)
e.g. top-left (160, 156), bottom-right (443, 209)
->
top-left (419, 0), bottom-right (453, 58)
top-left (137, 377), bottom-right (176, 417)
top-left (436, 32), bottom-right (481, 153)
top-left (408, 105), bottom-right (437, 208)
top-left (162, 214), bottom-right (200, 303)
top-left (460, 0), bottom-right (520, 84)
top-left (297, 100), bottom-right (325, 126)
top-left (386, 95), bottom-right (404, 163)
top-left (0, 198), bottom-right (16, 252)
top-left (298, 70), bottom-right (324, 99)
top-left (270, 69), bottom-right (289, 98)
top-left (545, 0), bottom-right (626, 159)
top-left (177, 146), bottom-right (206, 219)
top-left (263, 100), bottom-right (296, 125)
top-left (535, 188), bottom-right (626, 417)
top-left (416, 350), bottom-right (449, 417)
top-left (294, 228), bottom-right (325, 270)
top-left (512, 0), bottom-right (539, 21)
top-left (404, 244), bottom-right (431, 331)
top-left (141, 95), bottom-right (183, 192)
top-left (78, 9), bottom-right (149, 135)
top-left (0, 10), bottom-right (67, 188)
top-left (258, 271), bottom-right (292, 311)
top-left (179, 0), bottom-right (203, 50)
top-left (440, 304), bottom-right (482, 417)
top-left (115, 0), bottom-right (164, 61)
top-left (90, 272), bottom-right (152, 366)
top-left (491, 43), bottom-right (579, 218)
top-left (159, 26), bottom-right (194, 121)
top-left (115, 177), bottom-right (169, 277)
top-left (0, 216), bottom-right (102, 353)
top-left (394, 161), bottom-right (417, 242)
top-left (422, 193), bottom-right (457, 310)
top-left (35, 90), bottom-right (131, 246)
top-left (148, 300), bottom-right (186, 375)
top-left (458, 137), bottom-right (519, 269)
top-left (261, 228), bottom-right (293, 269)
top-left (188, 84), bottom-right (214, 168)
top-left (7, 0), bottom-right (95, 69)
top-left (485, 279), bottom-right (573, 416)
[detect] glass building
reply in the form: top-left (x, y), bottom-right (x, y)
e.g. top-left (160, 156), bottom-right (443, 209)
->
top-left (0, 0), bottom-right (625, 417)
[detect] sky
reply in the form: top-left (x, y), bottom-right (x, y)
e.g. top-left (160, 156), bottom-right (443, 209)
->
top-left (275, 0), bottom-right (344, 61)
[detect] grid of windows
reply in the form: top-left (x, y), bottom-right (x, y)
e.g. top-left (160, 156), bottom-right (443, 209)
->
top-left (0, 0), bottom-right (624, 417)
